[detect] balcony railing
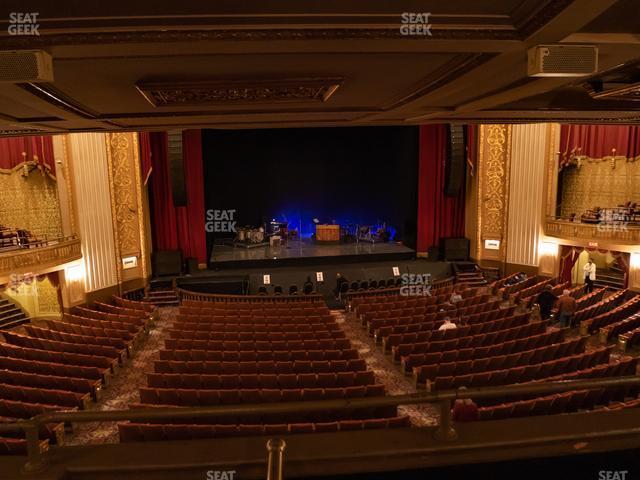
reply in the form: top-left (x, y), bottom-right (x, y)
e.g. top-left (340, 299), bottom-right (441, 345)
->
top-left (544, 216), bottom-right (640, 244)
top-left (0, 236), bottom-right (82, 279)
top-left (1, 375), bottom-right (638, 478)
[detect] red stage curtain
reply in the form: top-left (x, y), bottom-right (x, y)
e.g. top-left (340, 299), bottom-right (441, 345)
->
top-left (0, 136), bottom-right (55, 178)
top-left (559, 245), bottom-right (578, 284)
top-left (138, 132), bottom-right (153, 185)
top-left (416, 125), bottom-right (466, 252)
top-left (559, 124), bottom-right (640, 169)
top-left (145, 130), bottom-right (207, 265)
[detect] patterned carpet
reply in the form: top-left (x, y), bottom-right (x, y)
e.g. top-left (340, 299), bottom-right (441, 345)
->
top-left (66, 307), bottom-right (177, 445)
top-left (334, 310), bottom-right (440, 426)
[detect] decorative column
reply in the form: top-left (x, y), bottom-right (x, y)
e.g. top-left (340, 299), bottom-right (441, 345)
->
top-left (476, 124), bottom-right (511, 267)
top-left (66, 133), bottom-right (119, 302)
top-left (506, 124), bottom-right (550, 270)
top-left (105, 132), bottom-right (150, 292)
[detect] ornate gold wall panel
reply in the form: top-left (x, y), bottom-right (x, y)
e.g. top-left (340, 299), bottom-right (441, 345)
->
top-left (105, 132), bottom-right (149, 281)
top-left (477, 124), bottom-right (511, 262)
top-left (560, 160), bottom-right (640, 217)
top-left (0, 170), bottom-right (62, 238)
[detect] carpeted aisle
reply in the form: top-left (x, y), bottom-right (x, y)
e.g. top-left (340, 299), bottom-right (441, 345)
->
top-left (333, 310), bottom-right (439, 426)
top-left (67, 306), bottom-right (177, 445)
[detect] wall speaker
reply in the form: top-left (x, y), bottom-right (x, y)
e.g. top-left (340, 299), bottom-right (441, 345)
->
top-left (168, 130), bottom-right (187, 207)
top-left (0, 50), bottom-right (53, 83)
top-left (445, 124), bottom-right (466, 197)
top-left (441, 237), bottom-right (470, 261)
top-left (528, 45), bottom-right (598, 77)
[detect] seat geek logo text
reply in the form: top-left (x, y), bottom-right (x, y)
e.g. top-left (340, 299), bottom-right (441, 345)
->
top-left (8, 13), bottom-right (40, 35)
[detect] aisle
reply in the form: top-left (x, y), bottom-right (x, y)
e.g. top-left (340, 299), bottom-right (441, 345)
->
top-left (67, 307), bottom-right (176, 445)
top-left (333, 310), bottom-right (439, 426)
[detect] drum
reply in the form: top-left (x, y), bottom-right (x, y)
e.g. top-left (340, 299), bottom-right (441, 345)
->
top-left (237, 228), bottom-right (247, 242)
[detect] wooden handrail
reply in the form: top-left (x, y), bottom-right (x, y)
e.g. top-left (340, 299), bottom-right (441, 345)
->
top-left (3, 375), bottom-right (639, 475)
top-left (176, 288), bottom-right (324, 304)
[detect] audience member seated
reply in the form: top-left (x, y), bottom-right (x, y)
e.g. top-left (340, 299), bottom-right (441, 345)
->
top-left (452, 387), bottom-right (479, 422)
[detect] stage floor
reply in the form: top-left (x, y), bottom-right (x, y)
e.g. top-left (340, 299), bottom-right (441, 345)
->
top-left (209, 238), bottom-right (415, 269)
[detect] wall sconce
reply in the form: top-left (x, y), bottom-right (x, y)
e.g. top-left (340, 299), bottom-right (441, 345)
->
top-left (631, 252), bottom-right (640, 270)
top-left (65, 263), bottom-right (85, 282)
top-left (538, 241), bottom-right (558, 258)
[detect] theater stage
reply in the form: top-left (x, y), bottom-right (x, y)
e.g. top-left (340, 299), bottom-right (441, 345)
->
top-left (208, 238), bottom-right (415, 270)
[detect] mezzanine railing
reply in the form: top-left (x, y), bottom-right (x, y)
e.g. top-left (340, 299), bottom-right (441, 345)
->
top-left (0, 235), bottom-right (81, 279)
top-left (544, 216), bottom-right (640, 244)
top-left (1, 375), bottom-right (638, 479)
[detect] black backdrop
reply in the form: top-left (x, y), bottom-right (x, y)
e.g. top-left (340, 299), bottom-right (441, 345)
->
top-left (202, 126), bottom-right (419, 254)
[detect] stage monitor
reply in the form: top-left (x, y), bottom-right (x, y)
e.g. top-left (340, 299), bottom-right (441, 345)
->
top-left (152, 250), bottom-right (183, 277)
top-left (441, 237), bottom-right (470, 261)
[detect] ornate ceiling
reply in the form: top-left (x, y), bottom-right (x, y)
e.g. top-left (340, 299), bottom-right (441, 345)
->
top-left (0, 0), bottom-right (638, 135)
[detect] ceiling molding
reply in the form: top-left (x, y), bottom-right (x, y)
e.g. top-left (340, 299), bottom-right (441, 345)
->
top-left (136, 78), bottom-right (343, 107)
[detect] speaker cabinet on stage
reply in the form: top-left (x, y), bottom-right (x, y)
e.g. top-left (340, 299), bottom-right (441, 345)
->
top-left (445, 125), bottom-right (466, 197)
top-left (153, 250), bottom-right (183, 277)
top-left (185, 257), bottom-right (199, 275)
top-left (168, 130), bottom-right (187, 207)
top-left (441, 237), bottom-right (470, 261)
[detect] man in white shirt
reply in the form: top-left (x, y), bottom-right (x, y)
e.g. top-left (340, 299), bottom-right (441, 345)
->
top-left (438, 317), bottom-right (457, 331)
top-left (583, 259), bottom-right (596, 293)
top-left (449, 290), bottom-right (463, 304)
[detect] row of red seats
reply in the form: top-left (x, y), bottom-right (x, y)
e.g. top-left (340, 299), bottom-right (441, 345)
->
top-left (176, 313), bottom-right (334, 325)
top-left (499, 276), bottom-right (540, 296)
top-left (0, 369), bottom-right (100, 395)
top-left (620, 325), bottom-right (640, 349)
top-left (601, 312), bottom-right (640, 341)
top-left (381, 311), bottom-right (526, 353)
top-left (414, 337), bottom-right (585, 384)
top-left (0, 356), bottom-right (105, 381)
top-left (139, 384), bottom-right (386, 406)
top-left (47, 319), bottom-right (134, 343)
top-left (392, 320), bottom-right (547, 362)
top-left (179, 305), bottom-right (329, 316)
top-left (431, 347), bottom-right (611, 391)
top-left (171, 320), bottom-right (341, 333)
top-left (95, 301), bottom-right (149, 319)
top-left (64, 313), bottom-right (140, 335)
top-left (573, 289), bottom-right (621, 323)
top-left (0, 436), bottom-right (49, 456)
top-left (3, 331), bottom-right (120, 360)
top-left (24, 325), bottom-right (129, 356)
top-left (0, 382), bottom-right (89, 409)
top-left (159, 347), bottom-right (359, 363)
top-left (361, 297), bottom-right (497, 326)
top-left (582, 295), bottom-right (640, 334)
top-left (514, 278), bottom-right (555, 302)
top-left (368, 303), bottom-right (511, 336)
top-left (0, 398), bottom-right (69, 444)
top-left (166, 329), bottom-right (346, 342)
top-left (401, 329), bottom-right (565, 373)
top-left (147, 370), bottom-right (376, 390)
top-left (182, 298), bottom-right (323, 308)
top-left (164, 338), bottom-right (352, 351)
top-left (119, 416), bottom-right (411, 442)
top-left (75, 307), bottom-right (148, 329)
top-left (113, 295), bottom-right (156, 314)
top-left (154, 358), bottom-right (367, 375)
top-left (356, 292), bottom-right (487, 319)
top-left (0, 341), bottom-right (114, 370)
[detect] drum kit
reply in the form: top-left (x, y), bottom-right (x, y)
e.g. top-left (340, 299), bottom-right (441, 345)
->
top-left (235, 226), bottom-right (265, 245)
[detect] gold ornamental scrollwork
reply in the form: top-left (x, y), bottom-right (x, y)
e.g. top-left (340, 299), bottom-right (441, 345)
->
top-left (483, 125), bottom-right (508, 236)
